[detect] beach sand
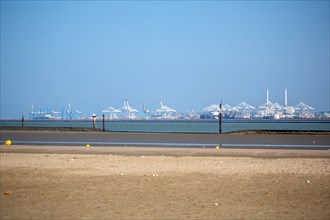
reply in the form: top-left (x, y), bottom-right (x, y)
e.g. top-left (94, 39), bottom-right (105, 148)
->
top-left (1, 146), bottom-right (330, 219)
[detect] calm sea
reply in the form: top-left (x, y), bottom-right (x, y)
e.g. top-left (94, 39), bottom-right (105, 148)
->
top-left (1, 119), bottom-right (329, 133)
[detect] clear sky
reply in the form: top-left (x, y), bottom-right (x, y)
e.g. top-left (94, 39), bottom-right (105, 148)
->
top-left (1, 0), bottom-right (329, 118)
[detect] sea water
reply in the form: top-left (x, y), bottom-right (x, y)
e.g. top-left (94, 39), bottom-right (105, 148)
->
top-left (1, 119), bottom-right (329, 133)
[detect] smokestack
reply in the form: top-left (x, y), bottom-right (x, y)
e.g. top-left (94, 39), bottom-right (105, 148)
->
top-left (266, 89), bottom-right (269, 105)
top-left (285, 89), bottom-right (288, 107)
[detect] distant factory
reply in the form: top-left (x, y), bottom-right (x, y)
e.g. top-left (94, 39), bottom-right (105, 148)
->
top-left (201, 89), bottom-right (316, 119)
top-left (29, 90), bottom-right (328, 120)
top-left (102, 90), bottom-right (319, 120)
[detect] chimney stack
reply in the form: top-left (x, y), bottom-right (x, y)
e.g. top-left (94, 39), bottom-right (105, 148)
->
top-left (285, 89), bottom-right (288, 107)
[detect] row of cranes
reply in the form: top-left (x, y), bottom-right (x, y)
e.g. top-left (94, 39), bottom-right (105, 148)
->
top-left (29, 103), bottom-right (82, 119)
top-left (28, 90), bottom-right (316, 120)
top-left (102, 99), bottom-right (176, 119)
top-left (201, 89), bottom-right (315, 119)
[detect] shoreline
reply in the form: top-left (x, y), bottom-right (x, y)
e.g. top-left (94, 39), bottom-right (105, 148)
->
top-left (1, 118), bottom-right (330, 123)
top-left (1, 126), bottom-right (330, 135)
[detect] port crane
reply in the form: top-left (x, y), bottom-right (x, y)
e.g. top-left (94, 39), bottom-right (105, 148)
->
top-left (102, 106), bottom-right (120, 119)
top-left (120, 99), bottom-right (139, 119)
top-left (155, 99), bottom-right (176, 119)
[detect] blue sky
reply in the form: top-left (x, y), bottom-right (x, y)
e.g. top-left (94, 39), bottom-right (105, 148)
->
top-left (1, 1), bottom-right (329, 118)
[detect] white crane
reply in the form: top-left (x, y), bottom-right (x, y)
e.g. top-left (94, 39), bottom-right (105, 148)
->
top-left (102, 106), bottom-right (120, 119)
top-left (294, 102), bottom-right (315, 118)
top-left (234, 102), bottom-right (255, 119)
top-left (155, 99), bottom-right (176, 119)
top-left (121, 99), bottom-right (139, 119)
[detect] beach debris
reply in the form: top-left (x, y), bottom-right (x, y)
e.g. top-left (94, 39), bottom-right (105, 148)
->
top-left (307, 180), bottom-right (311, 183)
top-left (120, 173), bottom-right (125, 176)
top-left (86, 144), bottom-right (90, 147)
top-left (68, 158), bottom-right (75, 161)
top-left (4, 140), bottom-right (12, 146)
top-left (145, 174), bottom-right (159, 177)
top-left (257, 211), bottom-right (264, 215)
top-left (214, 203), bottom-right (219, 206)
top-left (216, 145), bottom-right (220, 150)
top-left (4, 191), bottom-right (12, 196)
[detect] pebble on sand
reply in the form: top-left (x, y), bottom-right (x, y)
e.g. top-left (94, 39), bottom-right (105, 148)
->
top-left (4, 191), bottom-right (12, 196)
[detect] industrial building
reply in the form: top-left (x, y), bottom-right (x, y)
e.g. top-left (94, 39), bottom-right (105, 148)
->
top-left (201, 89), bottom-right (316, 119)
top-left (29, 90), bottom-right (318, 120)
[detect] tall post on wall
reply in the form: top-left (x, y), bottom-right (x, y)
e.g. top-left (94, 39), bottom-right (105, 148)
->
top-left (21, 114), bottom-right (24, 128)
top-left (92, 114), bottom-right (96, 129)
top-left (219, 101), bottom-right (222, 134)
top-left (102, 114), bottom-right (105, 132)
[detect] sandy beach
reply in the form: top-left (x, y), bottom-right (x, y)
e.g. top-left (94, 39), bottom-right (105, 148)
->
top-left (1, 144), bottom-right (329, 219)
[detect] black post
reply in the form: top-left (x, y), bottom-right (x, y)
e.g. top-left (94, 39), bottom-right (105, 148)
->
top-left (102, 114), bottom-right (105, 132)
top-left (92, 114), bottom-right (96, 128)
top-left (21, 114), bottom-right (24, 128)
top-left (219, 103), bottom-right (222, 134)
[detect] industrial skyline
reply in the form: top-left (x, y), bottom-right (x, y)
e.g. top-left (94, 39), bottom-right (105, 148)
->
top-left (25, 89), bottom-right (327, 120)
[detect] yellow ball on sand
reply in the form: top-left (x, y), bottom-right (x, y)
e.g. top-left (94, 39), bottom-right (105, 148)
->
top-left (86, 144), bottom-right (90, 147)
top-left (4, 140), bottom-right (12, 146)
top-left (216, 145), bottom-right (220, 150)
